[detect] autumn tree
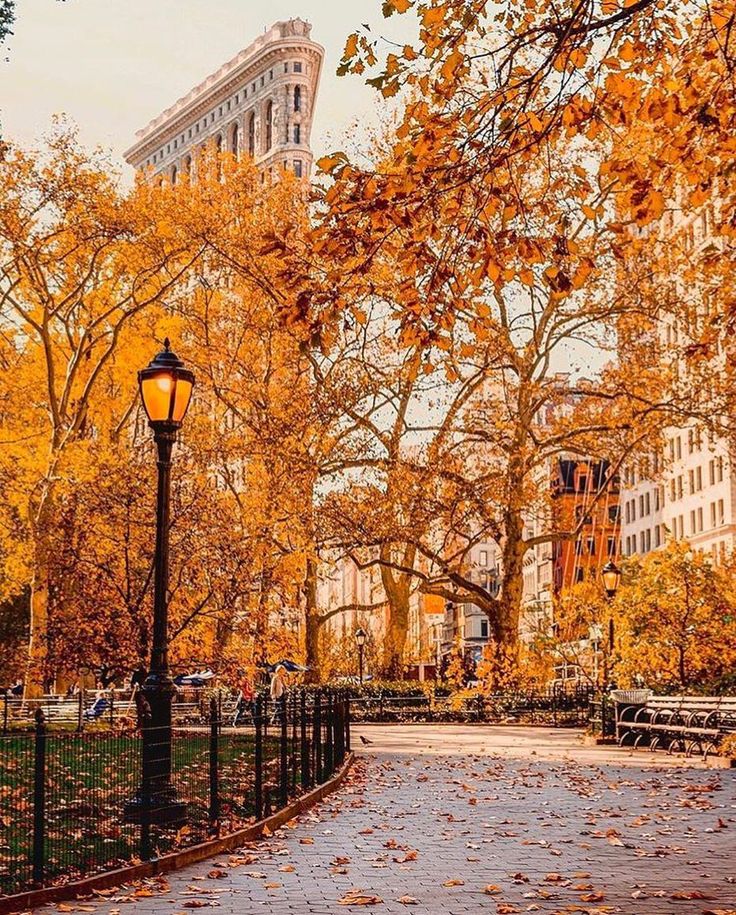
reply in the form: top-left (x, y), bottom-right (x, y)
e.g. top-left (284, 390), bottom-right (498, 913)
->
top-left (614, 541), bottom-right (736, 691)
top-left (0, 128), bottom-right (208, 692)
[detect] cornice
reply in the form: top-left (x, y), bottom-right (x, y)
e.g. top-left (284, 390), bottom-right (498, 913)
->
top-left (125, 36), bottom-right (323, 164)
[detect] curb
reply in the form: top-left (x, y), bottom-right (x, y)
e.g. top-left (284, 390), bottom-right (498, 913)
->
top-left (0, 753), bottom-right (355, 914)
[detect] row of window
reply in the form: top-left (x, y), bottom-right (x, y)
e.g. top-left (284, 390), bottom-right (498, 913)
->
top-left (573, 504), bottom-right (620, 525)
top-left (146, 62), bottom-right (306, 166)
top-left (624, 526), bottom-right (662, 556)
top-left (622, 432), bottom-right (724, 487)
top-left (574, 537), bottom-right (618, 557)
top-left (623, 458), bottom-right (725, 524)
top-left (625, 500), bottom-right (727, 555)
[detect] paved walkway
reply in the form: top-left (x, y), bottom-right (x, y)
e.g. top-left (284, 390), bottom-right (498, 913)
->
top-left (40, 726), bottom-right (735, 915)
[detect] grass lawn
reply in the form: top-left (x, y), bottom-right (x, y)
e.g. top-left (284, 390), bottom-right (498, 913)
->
top-left (0, 729), bottom-right (282, 896)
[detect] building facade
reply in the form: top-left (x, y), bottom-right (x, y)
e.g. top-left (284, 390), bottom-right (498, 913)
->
top-left (619, 205), bottom-right (736, 563)
top-left (440, 540), bottom-right (501, 670)
top-left (124, 19), bottom-right (323, 181)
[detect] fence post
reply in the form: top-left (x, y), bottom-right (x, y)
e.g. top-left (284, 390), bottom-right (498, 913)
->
top-left (77, 689), bottom-right (84, 733)
top-left (344, 690), bottom-right (351, 754)
top-left (300, 690), bottom-right (310, 790)
top-left (324, 691), bottom-right (334, 778)
top-left (279, 694), bottom-right (288, 809)
top-left (254, 694), bottom-right (263, 820)
top-left (209, 697), bottom-right (220, 834)
top-left (314, 689), bottom-right (322, 784)
top-left (291, 691), bottom-right (298, 795)
top-left (139, 702), bottom-right (153, 862)
top-left (335, 691), bottom-right (344, 766)
top-left (3, 693), bottom-right (8, 735)
top-left (32, 708), bottom-right (46, 887)
top-left (109, 690), bottom-right (114, 729)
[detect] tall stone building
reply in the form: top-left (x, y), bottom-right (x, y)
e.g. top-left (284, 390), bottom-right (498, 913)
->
top-left (124, 19), bottom-right (323, 180)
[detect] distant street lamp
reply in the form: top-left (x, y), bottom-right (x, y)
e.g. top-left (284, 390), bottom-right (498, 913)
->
top-left (355, 628), bottom-right (367, 686)
top-left (127, 338), bottom-right (194, 825)
top-left (600, 560), bottom-right (621, 686)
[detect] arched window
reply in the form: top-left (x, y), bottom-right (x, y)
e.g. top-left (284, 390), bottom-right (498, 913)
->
top-left (184, 154), bottom-right (192, 175)
top-left (231, 122), bottom-right (239, 157)
top-left (171, 165), bottom-right (177, 185)
top-left (294, 86), bottom-right (301, 112)
top-left (248, 112), bottom-right (255, 156)
top-left (265, 101), bottom-right (273, 152)
top-left (216, 134), bottom-right (223, 153)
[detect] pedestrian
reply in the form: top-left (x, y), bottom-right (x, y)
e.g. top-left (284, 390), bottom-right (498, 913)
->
top-left (234, 669), bottom-right (254, 725)
top-left (269, 664), bottom-right (286, 701)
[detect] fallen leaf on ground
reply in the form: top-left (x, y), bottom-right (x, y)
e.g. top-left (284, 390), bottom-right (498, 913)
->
top-left (443, 879), bottom-right (465, 887)
top-left (337, 890), bottom-right (383, 906)
top-left (483, 885), bottom-right (501, 894)
top-left (397, 895), bottom-right (419, 905)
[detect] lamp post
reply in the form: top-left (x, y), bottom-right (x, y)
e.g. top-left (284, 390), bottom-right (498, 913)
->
top-left (588, 623), bottom-right (603, 687)
top-left (355, 628), bottom-right (367, 686)
top-left (128, 338), bottom-right (194, 825)
top-left (600, 560), bottom-right (621, 686)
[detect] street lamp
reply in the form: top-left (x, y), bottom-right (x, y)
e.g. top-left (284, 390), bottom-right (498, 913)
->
top-left (355, 628), bottom-right (367, 686)
top-left (128, 338), bottom-right (194, 826)
top-left (600, 560), bottom-right (621, 687)
top-left (601, 560), bottom-right (621, 600)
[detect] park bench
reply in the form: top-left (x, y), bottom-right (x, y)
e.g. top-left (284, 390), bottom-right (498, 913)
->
top-left (616, 694), bottom-right (736, 759)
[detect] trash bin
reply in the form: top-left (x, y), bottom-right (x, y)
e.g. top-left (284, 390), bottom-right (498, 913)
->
top-left (609, 689), bottom-right (652, 740)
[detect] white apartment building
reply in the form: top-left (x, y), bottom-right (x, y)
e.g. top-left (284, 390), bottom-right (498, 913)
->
top-left (124, 19), bottom-right (323, 180)
top-left (621, 430), bottom-right (736, 562)
top-left (620, 204), bottom-right (736, 562)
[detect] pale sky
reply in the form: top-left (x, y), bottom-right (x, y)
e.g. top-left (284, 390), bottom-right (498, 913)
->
top-left (1, 0), bottom-right (416, 172)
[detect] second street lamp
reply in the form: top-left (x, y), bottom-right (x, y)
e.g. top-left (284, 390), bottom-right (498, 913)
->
top-left (355, 628), bottom-right (367, 686)
top-left (600, 559), bottom-right (621, 687)
top-left (128, 338), bottom-right (194, 827)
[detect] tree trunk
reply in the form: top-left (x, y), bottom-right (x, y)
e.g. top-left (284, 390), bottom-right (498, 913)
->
top-left (494, 508), bottom-right (526, 684)
top-left (25, 567), bottom-right (49, 698)
top-left (380, 551), bottom-right (411, 678)
top-left (303, 556), bottom-right (321, 683)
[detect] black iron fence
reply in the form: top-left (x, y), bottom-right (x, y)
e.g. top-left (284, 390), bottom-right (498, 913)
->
top-left (0, 689), bottom-right (350, 898)
top-left (349, 686), bottom-right (595, 726)
top-left (588, 694), bottom-right (616, 738)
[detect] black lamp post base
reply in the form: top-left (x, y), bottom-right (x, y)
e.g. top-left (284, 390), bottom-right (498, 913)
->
top-left (123, 792), bottom-right (187, 827)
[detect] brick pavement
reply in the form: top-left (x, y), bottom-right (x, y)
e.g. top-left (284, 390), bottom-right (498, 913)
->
top-left (37, 727), bottom-right (735, 915)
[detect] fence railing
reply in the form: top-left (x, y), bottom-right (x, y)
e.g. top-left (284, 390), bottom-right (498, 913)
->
top-left (349, 687), bottom-right (595, 726)
top-left (0, 689), bottom-right (350, 898)
top-left (1, 689), bottom-right (241, 733)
